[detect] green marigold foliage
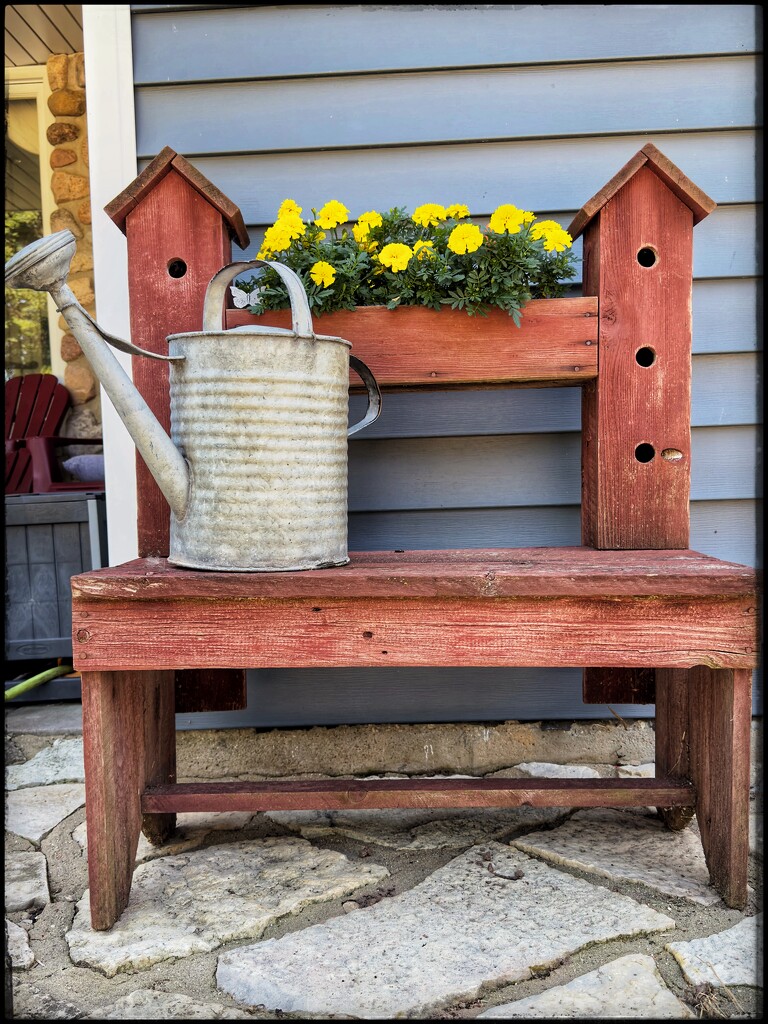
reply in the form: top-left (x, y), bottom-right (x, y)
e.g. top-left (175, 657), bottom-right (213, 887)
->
top-left (240, 200), bottom-right (579, 326)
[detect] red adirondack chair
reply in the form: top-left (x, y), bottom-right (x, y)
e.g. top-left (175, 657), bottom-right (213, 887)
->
top-left (5, 373), bottom-right (105, 494)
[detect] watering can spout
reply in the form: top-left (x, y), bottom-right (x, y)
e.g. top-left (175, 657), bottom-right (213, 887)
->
top-left (4, 230), bottom-right (190, 520)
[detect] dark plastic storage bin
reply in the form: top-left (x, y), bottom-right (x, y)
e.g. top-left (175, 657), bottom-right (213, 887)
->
top-left (5, 491), bottom-right (108, 660)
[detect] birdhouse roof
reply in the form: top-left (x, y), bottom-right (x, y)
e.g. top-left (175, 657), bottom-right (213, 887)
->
top-left (567, 142), bottom-right (716, 240)
top-left (105, 146), bottom-right (250, 250)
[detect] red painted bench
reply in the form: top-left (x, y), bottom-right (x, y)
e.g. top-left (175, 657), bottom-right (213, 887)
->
top-left (72, 144), bottom-right (758, 929)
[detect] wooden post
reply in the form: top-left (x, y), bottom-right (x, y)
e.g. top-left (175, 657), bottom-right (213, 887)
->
top-left (687, 666), bottom-right (752, 909)
top-left (81, 669), bottom-right (175, 929)
top-left (105, 148), bottom-right (250, 713)
top-left (569, 144), bottom-right (716, 705)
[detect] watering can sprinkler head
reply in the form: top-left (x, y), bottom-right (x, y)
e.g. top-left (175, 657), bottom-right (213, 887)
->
top-left (4, 227), bottom-right (193, 522)
top-left (5, 229), bottom-right (77, 295)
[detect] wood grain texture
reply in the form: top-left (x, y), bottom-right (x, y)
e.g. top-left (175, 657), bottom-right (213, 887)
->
top-left (141, 669), bottom-right (176, 846)
top-left (225, 298), bottom-right (598, 388)
top-left (581, 166), bottom-right (694, 550)
top-left (80, 671), bottom-right (151, 929)
top-left (71, 548), bottom-right (758, 601)
top-left (123, 168), bottom-right (232, 557)
top-left (688, 666), bottom-right (752, 909)
top-left (141, 777), bottom-right (695, 813)
top-left (70, 594), bottom-right (756, 672)
top-left (655, 668), bottom-right (695, 830)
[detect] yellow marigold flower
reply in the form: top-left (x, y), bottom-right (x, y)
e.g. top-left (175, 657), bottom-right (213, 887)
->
top-left (278, 199), bottom-right (303, 218)
top-left (315, 200), bottom-right (350, 229)
top-left (281, 211), bottom-right (306, 238)
top-left (256, 249), bottom-right (271, 261)
top-left (352, 210), bottom-right (384, 244)
top-left (360, 210), bottom-right (383, 229)
top-left (309, 261), bottom-right (336, 288)
top-left (447, 223), bottom-right (484, 255)
top-left (530, 220), bottom-right (573, 252)
top-left (488, 204), bottom-right (534, 235)
top-left (445, 204), bottom-right (470, 220)
top-left (414, 239), bottom-right (435, 260)
top-left (262, 221), bottom-right (292, 253)
top-left (412, 203), bottom-right (447, 227)
top-left (378, 242), bottom-right (414, 272)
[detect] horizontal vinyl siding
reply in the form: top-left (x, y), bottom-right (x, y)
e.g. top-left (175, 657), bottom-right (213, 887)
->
top-left (175, 131), bottom-right (761, 225)
top-left (131, 4), bottom-right (758, 81)
top-left (129, 4), bottom-right (761, 727)
top-left (134, 56), bottom-right (759, 155)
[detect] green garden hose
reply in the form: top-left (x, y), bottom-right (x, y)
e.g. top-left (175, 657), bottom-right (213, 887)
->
top-left (4, 665), bottom-right (73, 702)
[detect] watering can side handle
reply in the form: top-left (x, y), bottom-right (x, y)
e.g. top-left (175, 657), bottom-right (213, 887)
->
top-left (202, 259), bottom-right (314, 337)
top-left (348, 355), bottom-right (382, 437)
top-left (58, 301), bottom-right (183, 362)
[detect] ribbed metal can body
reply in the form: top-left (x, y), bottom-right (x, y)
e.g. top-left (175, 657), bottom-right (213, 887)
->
top-left (167, 331), bottom-right (351, 571)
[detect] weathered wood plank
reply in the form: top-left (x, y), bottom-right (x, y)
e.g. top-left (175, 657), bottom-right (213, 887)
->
top-left (80, 671), bottom-right (166, 929)
top-left (655, 668), bottom-right (695, 831)
top-left (225, 299), bottom-right (598, 388)
top-left (688, 666), bottom-right (752, 909)
top-left (581, 166), bottom-right (695, 549)
top-left (141, 777), bottom-right (695, 813)
top-left (118, 168), bottom-right (232, 557)
top-left (71, 593), bottom-right (757, 672)
top-left (71, 549), bottom-right (758, 601)
top-left (141, 669), bottom-right (176, 846)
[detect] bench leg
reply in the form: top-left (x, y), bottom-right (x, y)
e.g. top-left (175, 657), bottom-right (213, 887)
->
top-left (687, 666), bottom-right (752, 909)
top-left (655, 669), bottom-right (695, 830)
top-left (81, 669), bottom-right (176, 930)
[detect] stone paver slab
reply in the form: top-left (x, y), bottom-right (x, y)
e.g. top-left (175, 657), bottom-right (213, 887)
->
top-left (73, 811), bottom-right (255, 864)
top-left (216, 841), bottom-right (675, 1019)
top-left (266, 804), bottom-right (566, 850)
top-left (512, 808), bottom-right (718, 905)
top-left (666, 914), bottom-right (762, 988)
top-left (478, 953), bottom-right (694, 1018)
top-left (6, 919), bottom-right (35, 969)
top-left (85, 989), bottom-right (253, 1019)
top-left (66, 837), bottom-right (389, 978)
top-left (4, 851), bottom-right (50, 912)
top-left (5, 783), bottom-right (85, 843)
top-left (266, 773), bottom-right (564, 851)
top-left (5, 738), bottom-right (84, 790)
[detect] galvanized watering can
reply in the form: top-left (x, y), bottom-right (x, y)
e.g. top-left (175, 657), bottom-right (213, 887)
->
top-left (5, 230), bottom-right (382, 571)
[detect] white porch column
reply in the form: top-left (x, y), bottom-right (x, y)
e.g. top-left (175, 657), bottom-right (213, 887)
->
top-left (82, 4), bottom-right (139, 563)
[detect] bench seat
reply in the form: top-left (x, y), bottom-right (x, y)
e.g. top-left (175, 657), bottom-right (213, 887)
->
top-left (71, 547), bottom-right (757, 672)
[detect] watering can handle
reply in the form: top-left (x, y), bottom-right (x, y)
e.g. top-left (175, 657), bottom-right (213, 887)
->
top-left (348, 355), bottom-right (382, 437)
top-left (203, 259), bottom-right (314, 337)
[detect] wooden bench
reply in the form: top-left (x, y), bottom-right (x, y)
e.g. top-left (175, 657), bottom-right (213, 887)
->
top-left (72, 143), bottom-right (758, 930)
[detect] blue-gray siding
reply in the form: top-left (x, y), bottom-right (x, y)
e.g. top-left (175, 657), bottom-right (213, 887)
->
top-left (128, 4), bottom-right (762, 727)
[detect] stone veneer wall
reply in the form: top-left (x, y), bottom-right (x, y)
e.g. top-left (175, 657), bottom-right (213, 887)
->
top-left (45, 52), bottom-right (101, 443)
